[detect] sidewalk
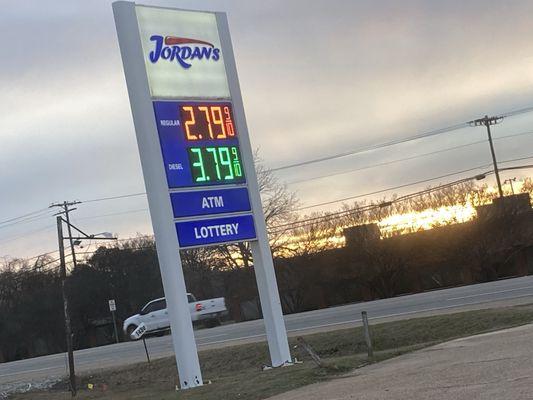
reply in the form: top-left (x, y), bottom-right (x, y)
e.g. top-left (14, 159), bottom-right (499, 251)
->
top-left (269, 324), bottom-right (533, 400)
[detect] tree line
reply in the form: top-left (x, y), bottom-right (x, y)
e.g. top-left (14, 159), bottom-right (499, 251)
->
top-left (1, 168), bottom-right (532, 362)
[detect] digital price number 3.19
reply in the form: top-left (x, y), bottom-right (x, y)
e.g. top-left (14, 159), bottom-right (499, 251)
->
top-left (180, 103), bottom-right (245, 185)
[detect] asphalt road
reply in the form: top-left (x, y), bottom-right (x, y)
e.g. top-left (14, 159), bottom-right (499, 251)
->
top-left (2, 275), bottom-right (533, 394)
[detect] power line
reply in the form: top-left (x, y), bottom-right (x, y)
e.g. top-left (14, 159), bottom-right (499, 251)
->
top-left (13, 160), bottom-right (531, 259)
top-left (24, 249), bottom-right (61, 263)
top-left (0, 224), bottom-right (55, 245)
top-left (502, 105), bottom-right (533, 118)
top-left (500, 163), bottom-right (533, 172)
top-left (27, 245), bottom-right (156, 264)
top-left (12, 234), bottom-right (155, 268)
top-left (271, 173), bottom-right (483, 233)
top-left (16, 160), bottom-right (533, 264)
top-left (34, 257), bottom-right (62, 270)
top-left (271, 104), bottom-right (533, 172)
top-left (295, 165), bottom-right (491, 211)
top-left (286, 130), bottom-right (533, 185)
top-left (3, 119), bottom-right (533, 259)
top-left (272, 162), bottom-right (533, 233)
top-left (19, 126), bottom-right (529, 218)
top-left (0, 214), bottom-right (52, 232)
top-left (287, 142), bottom-right (481, 185)
top-left (295, 155), bottom-right (533, 211)
top-left (76, 208), bottom-right (149, 221)
top-left (0, 210), bottom-right (54, 230)
top-left (271, 122), bottom-right (469, 172)
top-left (82, 192), bottom-right (146, 203)
top-left (2, 105), bottom-right (533, 233)
top-left (0, 207), bottom-right (50, 226)
top-left (270, 204), bottom-right (377, 232)
top-left (32, 128), bottom-right (529, 216)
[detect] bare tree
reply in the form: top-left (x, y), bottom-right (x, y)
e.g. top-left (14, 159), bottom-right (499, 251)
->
top-left (458, 204), bottom-right (532, 282)
top-left (350, 232), bottom-right (408, 299)
top-left (286, 214), bottom-right (338, 257)
top-left (521, 177), bottom-right (533, 200)
top-left (215, 151), bottom-right (299, 267)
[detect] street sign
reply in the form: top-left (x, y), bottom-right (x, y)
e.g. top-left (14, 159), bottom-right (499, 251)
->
top-left (113, 1), bottom-right (291, 389)
top-left (154, 97), bottom-right (257, 247)
top-left (130, 322), bottom-right (147, 340)
top-left (108, 299), bottom-right (116, 312)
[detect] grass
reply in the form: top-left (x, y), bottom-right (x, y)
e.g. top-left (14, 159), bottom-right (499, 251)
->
top-left (11, 303), bottom-right (533, 400)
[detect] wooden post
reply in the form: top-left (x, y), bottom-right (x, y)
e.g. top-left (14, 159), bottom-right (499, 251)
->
top-left (362, 311), bottom-right (373, 360)
top-left (296, 337), bottom-right (322, 367)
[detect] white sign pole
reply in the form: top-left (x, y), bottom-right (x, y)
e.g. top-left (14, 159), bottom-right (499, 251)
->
top-left (112, 1), bottom-right (203, 388)
top-left (216, 13), bottom-right (292, 367)
top-left (109, 299), bottom-right (119, 344)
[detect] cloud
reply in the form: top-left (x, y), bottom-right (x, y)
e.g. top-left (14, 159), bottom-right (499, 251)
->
top-left (2, 0), bottom-right (533, 257)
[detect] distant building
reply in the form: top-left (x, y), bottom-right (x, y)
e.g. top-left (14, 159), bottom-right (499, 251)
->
top-left (343, 194), bottom-right (533, 283)
top-left (343, 223), bottom-right (380, 248)
top-left (345, 193), bottom-right (532, 249)
top-left (476, 193), bottom-right (531, 220)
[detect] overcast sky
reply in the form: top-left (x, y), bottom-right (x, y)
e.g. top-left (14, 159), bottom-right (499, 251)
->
top-left (2, 0), bottom-right (533, 259)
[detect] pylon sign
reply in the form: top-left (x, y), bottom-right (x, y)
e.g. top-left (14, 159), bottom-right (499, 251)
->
top-left (113, 1), bottom-right (291, 389)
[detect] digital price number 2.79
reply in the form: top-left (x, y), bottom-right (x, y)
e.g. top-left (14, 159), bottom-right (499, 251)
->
top-left (188, 146), bottom-right (244, 184)
top-left (181, 105), bottom-right (236, 141)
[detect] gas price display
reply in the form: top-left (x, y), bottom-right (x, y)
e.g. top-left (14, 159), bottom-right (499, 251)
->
top-left (180, 105), bottom-right (236, 141)
top-left (188, 146), bottom-right (243, 183)
top-left (153, 101), bottom-right (246, 188)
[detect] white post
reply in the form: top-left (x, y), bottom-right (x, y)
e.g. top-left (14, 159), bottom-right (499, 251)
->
top-left (216, 13), bottom-right (292, 367)
top-left (112, 1), bottom-right (202, 388)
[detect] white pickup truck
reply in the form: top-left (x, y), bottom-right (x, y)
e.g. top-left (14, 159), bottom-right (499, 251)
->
top-left (123, 293), bottom-right (227, 338)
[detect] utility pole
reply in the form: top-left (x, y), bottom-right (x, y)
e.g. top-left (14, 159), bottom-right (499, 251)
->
top-left (56, 216), bottom-right (76, 397)
top-left (469, 115), bottom-right (504, 198)
top-left (52, 201), bottom-right (117, 397)
top-left (51, 201), bottom-right (81, 269)
top-left (504, 177), bottom-right (517, 195)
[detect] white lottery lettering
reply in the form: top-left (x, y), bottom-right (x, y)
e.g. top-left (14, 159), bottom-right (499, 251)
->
top-left (193, 223), bottom-right (240, 239)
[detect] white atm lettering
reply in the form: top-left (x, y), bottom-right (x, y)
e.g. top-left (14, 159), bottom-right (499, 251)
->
top-left (201, 196), bottom-right (224, 209)
top-left (194, 223), bottom-right (239, 239)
